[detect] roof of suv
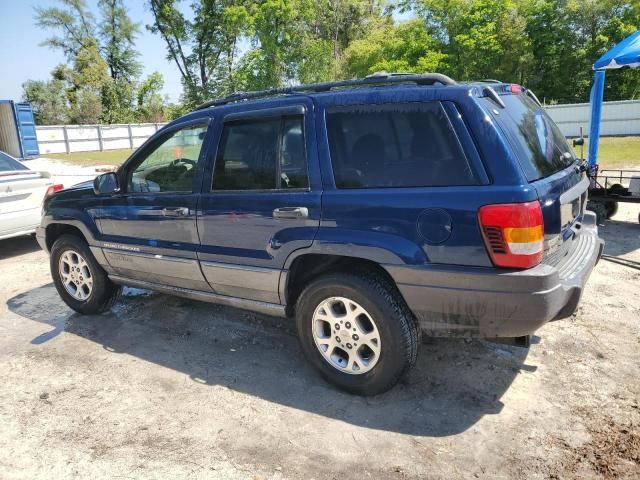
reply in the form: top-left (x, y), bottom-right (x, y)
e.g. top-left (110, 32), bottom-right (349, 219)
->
top-left (185, 73), bottom-right (536, 122)
top-left (194, 72), bottom-right (475, 111)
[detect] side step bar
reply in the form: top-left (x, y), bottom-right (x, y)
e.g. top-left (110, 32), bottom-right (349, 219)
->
top-left (109, 275), bottom-right (287, 318)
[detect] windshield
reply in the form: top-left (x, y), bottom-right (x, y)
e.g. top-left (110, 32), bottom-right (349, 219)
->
top-left (487, 94), bottom-right (575, 181)
top-left (0, 151), bottom-right (29, 172)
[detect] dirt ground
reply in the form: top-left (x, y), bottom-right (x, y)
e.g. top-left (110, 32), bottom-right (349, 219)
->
top-left (0, 205), bottom-right (638, 480)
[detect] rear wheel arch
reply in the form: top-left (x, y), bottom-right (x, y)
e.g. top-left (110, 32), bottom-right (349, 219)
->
top-left (283, 253), bottom-right (403, 315)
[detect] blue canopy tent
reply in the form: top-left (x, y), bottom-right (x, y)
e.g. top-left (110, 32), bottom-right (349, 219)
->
top-left (588, 31), bottom-right (640, 168)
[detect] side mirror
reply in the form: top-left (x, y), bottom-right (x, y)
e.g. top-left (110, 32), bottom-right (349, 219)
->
top-left (93, 172), bottom-right (120, 195)
top-left (573, 137), bottom-right (585, 147)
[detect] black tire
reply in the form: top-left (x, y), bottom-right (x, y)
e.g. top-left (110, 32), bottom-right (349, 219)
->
top-left (604, 201), bottom-right (618, 219)
top-left (50, 234), bottom-right (121, 314)
top-left (295, 271), bottom-right (419, 395)
top-left (587, 201), bottom-right (607, 225)
top-left (605, 183), bottom-right (624, 219)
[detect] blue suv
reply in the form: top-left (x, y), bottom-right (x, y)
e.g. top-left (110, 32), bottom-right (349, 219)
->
top-left (38, 73), bottom-right (604, 395)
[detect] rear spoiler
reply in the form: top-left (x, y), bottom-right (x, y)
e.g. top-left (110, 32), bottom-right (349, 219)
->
top-left (479, 82), bottom-right (543, 108)
top-left (0, 170), bottom-right (48, 181)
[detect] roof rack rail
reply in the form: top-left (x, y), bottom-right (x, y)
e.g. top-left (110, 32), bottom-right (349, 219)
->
top-left (195, 72), bottom-right (456, 110)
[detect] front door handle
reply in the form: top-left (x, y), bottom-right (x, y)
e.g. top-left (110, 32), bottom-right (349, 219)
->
top-left (161, 207), bottom-right (189, 217)
top-left (273, 206), bottom-right (309, 219)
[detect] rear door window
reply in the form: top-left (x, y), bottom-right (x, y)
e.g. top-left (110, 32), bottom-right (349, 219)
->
top-left (213, 116), bottom-right (308, 191)
top-left (486, 94), bottom-right (575, 181)
top-left (325, 102), bottom-right (478, 188)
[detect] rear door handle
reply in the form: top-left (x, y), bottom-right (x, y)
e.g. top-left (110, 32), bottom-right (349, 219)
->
top-left (273, 207), bottom-right (309, 219)
top-left (161, 207), bottom-right (189, 217)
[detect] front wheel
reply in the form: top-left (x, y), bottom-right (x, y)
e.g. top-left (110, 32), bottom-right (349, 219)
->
top-left (295, 272), bottom-right (419, 395)
top-left (51, 234), bottom-right (121, 314)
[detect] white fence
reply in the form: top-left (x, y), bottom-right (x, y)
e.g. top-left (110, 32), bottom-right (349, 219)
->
top-left (545, 99), bottom-right (640, 137)
top-left (33, 99), bottom-right (640, 155)
top-left (36, 123), bottom-right (168, 154)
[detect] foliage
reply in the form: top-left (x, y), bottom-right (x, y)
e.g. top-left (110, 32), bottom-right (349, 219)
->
top-left (147, 0), bottom-right (251, 107)
top-left (26, 0), bottom-right (640, 126)
top-left (402, 0), bottom-right (640, 103)
top-left (136, 72), bottom-right (168, 122)
top-left (35, 0), bottom-right (95, 60)
top-left (22, 79), bottom-right (69, 125)
top-left (99, 0), bottom-right (142, 82)
top-left (26, 0), bottom-right (168, 125)
top-left (342, 18), bottom-right (446, 77)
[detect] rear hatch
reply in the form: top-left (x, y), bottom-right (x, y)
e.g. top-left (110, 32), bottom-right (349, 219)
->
top-left (482, 86), bottom-right (588, 260)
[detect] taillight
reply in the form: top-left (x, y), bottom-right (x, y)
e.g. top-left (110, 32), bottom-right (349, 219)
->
top-left (478, 201), bottom-right (544, 269)
top-left (510, 84), bottom-right (523, 94)
top-left (45, 184), bottom-right (64, 198)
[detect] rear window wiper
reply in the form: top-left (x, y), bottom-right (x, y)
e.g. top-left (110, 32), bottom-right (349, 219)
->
top-left (574, 157), bottom-right (588, 173)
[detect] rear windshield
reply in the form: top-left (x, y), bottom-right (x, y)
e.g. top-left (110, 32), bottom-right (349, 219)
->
top-left (0, 151), bottom-right (28, 171)
top-left (488, 94), bottom-right (575, 181)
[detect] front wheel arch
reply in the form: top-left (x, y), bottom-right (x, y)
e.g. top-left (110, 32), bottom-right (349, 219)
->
top-left (45, 223), bottom-right (87, 251)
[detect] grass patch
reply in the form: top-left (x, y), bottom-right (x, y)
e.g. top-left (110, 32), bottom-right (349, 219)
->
top-left (45, 149), bottom-right (135, 167)
top-left (583, 136), bottom-right (640, 169)
top-left (42, 136), bottom-right (639, 170)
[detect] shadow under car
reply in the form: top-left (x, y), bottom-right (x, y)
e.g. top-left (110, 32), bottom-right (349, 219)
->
top-left (7, 283), bottom-right (532, 437)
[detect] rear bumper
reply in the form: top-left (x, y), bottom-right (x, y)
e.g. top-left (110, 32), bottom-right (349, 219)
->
top-left (386, 214), bottom-right (604, 338)
top-left (35, 226), bottom-right (47, 251)
top-left (0, 208), bottom-right (40, 240)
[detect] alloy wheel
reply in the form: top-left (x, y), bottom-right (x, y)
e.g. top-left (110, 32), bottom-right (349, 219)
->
top-left (312, 296), bottom-right (381, 375)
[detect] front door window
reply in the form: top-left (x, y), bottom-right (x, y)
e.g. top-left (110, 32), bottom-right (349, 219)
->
top-left (128, 125), bottom-right (208, 193)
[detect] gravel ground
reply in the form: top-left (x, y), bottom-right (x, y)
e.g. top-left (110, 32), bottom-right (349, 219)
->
top-left (0, 204), bottom-right (638, 480)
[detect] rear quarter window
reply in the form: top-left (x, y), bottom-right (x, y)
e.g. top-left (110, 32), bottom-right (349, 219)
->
top-left (326, 102), bottom-right (479, 188)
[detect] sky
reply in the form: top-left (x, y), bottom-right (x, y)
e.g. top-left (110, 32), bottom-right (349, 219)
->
top-left (0, 0), bottom-right (184, 103)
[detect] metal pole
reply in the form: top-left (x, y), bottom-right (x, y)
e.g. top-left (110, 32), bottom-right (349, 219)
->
top-left (588, 70), bottom-right (606, 169)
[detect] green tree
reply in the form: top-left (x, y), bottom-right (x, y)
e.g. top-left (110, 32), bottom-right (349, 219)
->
top-left (69, 39), bottom-right (110, 124)
top-left (408, 0), bottom-right (531, 82)
top-left (241, 0), bottom-right (313, 89)
top-left (33, 0), bottom-right (155, 123)
top-left (99, 0), bottom-right (141, 82)
top-left (523, 0), bottom-right (583, 103)
top-left (22, 78), bottom-right (70, 125)
top-left (570, 0), bottom-right (640, 101)
top-left (342, 18), bottom-right (446, 77)
top-left (147, 0), bottom-right (250, 106)
top-left (35, 0), bottom-right (95, 60)
top-left (136, 72), bottom-right (168, 122)
top-left (98, 0), bottom-right (142, 122)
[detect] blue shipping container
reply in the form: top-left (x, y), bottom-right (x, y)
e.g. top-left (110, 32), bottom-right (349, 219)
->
top-left (0, 100), bottom-right (39, 158)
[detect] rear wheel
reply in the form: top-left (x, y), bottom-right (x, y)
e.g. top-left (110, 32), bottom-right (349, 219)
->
top-left (587, 201), bottom-right (607, 224)
top-left (51, 234), bottom-right (121, 314)
top-left (605, 183), bottom-right (625, 219)
top-left (604, 201), bottom-right (618, 219)
top-left (295, 272), bottom-right (419, 395)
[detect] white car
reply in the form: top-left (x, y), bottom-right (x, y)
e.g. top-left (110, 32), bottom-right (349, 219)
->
top-left (0, 151), bottom-right (63, 241)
